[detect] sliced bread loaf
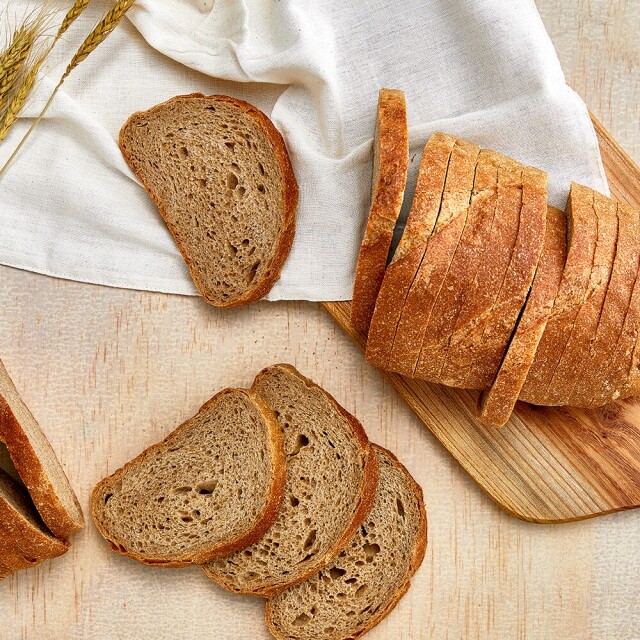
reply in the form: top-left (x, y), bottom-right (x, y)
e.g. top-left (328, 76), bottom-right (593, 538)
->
top-left (91, 388), bottom-right (286, 567)
top-left (440, 154), bottom-right (523, 388)
top-left (351, 88), bottom-right (408, 335)
top-left (519, 183), bottom-right (598, 404)
top-left (264, 445), bottom-right (427, 640)
top-left (0, 468), bottom-right (69, 579)
top-left (119, 94), bottom-right (298, 307)
top-left (366, 132), bottom-right (456, 370)
top-left (477, 206), bottom-right (568, 427)
top-left (203, 364), bottom-right (378, 597)
top-left (543, 188), bottom-right (617, 405)
top-left (0, 358), bottom-right (84, 540)
top-left (388, 137), bottom-right (480, 377)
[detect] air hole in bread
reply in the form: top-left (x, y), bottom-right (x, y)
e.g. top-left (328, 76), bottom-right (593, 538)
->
top-left (363, 543), bottom-right (380, 562)
top-left (293, 613), bottom-right (310, 627)
top-left (226, 173), bottom-right (239, 190)
top-left (173, 486), bottom-right (192, 494)
top-left (396, 498), bottom-right (405, 518)
top-left (198, 178), bottom-right (207, 188)
top-left (104, 493), bottom-right (113, 505)
top-left (257, 184), bottom-right (265, 193)
top-left (196, 480), bottom-right (218, 495)
top-left (290, 495), bottom-right (299, 507)
top-left (258, 162), bottom-right (265, 176)
top-left (225, 141), bottom-right (234, 150)
top-left (303, 529), bottom-right (317, 551)
top-left (329, 567), bottom-right (346, 580)
top-left (247, 261), bottom-right (261, 284)
top-left (178, 146), bottom-right (188, 160)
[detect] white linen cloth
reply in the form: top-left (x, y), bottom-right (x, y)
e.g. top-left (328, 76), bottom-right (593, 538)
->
top-left (0, 0), bottom-right (608, 301)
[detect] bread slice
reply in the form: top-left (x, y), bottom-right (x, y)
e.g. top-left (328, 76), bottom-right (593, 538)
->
top-left (264, 445), bottom-right (427, 640)
top-left (388, 137), bottom-right (480, 376)
top-left (91, 388), bottom-right (286, 567)
top-left (365, 132), bottom-right (456, 370)
top-left (519, 183), bottom-right (598, 404)
top-left (569, 200), bottom-right (640, 406)
top-left (202, 364), bottom-right (378, 597)
top-left (0, 468), bottom-right (68, 579)
top-left (0, 358), bottom-right (84, 540)
top-left (477, 207), bottom-right (568, 427)
top-left (351, 89), bottom-right (408, 335)
top-left (440, 154), bottom-right (523, 388)
top-left (119, 94), bottom-right (298, 307)
top-left (543, 189), bottom-right (617, 405)
top-left (412, 149), bottom-right (499, 381)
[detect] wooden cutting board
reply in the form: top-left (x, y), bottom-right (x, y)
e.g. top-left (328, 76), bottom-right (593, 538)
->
top-left (324, 116), bottom-right (640, 523)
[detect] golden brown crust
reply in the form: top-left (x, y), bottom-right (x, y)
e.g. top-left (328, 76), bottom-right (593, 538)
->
top-left (365, 132), bottom-right (457, 370)
top-left (388, 137), bottom-right (480, 376)
top-left (211, 364), bottom-right (378, 598)
top-left (351, 89), bottom-right (408, 335)
top-left (90, 388), bottom-right (287, 568)
top-left (118, 93), bottom-right (298, 308)
top-left (477, 207), bottom-right (568, 427)
top-left (519, 183), bottom-right (598, 403)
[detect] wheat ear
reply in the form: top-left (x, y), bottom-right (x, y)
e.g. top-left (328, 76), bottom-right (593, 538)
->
top-left (0, 26), bottom-right (38, 113)
top-left (0, 0), bottom-right (135, 175)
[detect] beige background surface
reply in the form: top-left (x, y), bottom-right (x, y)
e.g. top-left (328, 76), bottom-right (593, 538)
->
top-left (1, 1), bottom-right (639, 639)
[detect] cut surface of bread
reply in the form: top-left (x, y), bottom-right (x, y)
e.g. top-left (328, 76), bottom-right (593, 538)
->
top-left (440, 154), bottom-right (523, 388)
top-left (569, 200), bottom-right (640, 406)
top-left (365, 132), bottom-right (456, 370)
top-left (388, 137), bottom-right (481, 376)
top-left (0, 358), bottom-right (84, 540)
top-left (519, 183), bottom-right (598, 404)
top-left (203, 365), bottom-right (378, 597)
top-left (91, 388), bottom-right (286, 567)
top-left (478, 207), bottom-right (568, 427)
top-left (351, 89), bottom-right (408, 335)
top-left (543, 188), bottom-right (618, 405)
top-left (265, 445), bottom-right (427, 640)
top-left (0, 468), bottom-right (68, 579)
top-left (119, 93), bottom-right (298, 307)
top-left (412, 148), bottom-right (500, 382)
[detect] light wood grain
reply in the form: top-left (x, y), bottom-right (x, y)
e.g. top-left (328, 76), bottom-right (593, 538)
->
top-left (1, 1), bottom-right (639, 639)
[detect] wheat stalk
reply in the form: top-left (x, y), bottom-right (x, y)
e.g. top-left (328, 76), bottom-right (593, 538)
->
top-left (0, 0), bottom-right (135, 175)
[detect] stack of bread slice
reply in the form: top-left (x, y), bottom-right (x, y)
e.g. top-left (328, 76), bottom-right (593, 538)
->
top-left (0, 358), bottom-right (84, 578)
top-left (91, 364), bottom-right (427, 640)
top-left (354, 89), bottom-right (640, 427)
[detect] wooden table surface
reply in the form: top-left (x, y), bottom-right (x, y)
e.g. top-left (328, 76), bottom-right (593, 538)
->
top-left (1, 2), bottom-right (639, 639)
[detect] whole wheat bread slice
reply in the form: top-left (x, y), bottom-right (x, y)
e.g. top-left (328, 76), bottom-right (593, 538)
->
top-left (203, 365), bottom-right (378, 597)
top-left (0, 358), bottom-right (84, 540)
top-left (519, 183), bottom-right (598, 404)
top-left (477, 207), bottom-right (568, 427)
top-left (119, 94), bottom-right (298, 307)
top-left (351, 89), bottom-right (408, 335)
top-left (91, 388), bottom-right (286, 567)
top-left (366, 132), bottom-right (456, 370)
top-left (543, 188), bottom-right (618, 405)
top-left (0, 468), bottom-right (69, 579)
top-left (388, 137), bottom-right (480, 377)
top-left (264, 445), bottom-right (427, 640)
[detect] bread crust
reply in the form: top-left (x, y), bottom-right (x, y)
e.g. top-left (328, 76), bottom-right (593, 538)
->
top-left (388, 137), bottom-right (480, 376)
top-left (477, 207), bottom-right (568, 427)
top-left (351, 89), bottom-right (408, 335)
top-left (118, 93), bottom-right (298, 308)
top-left (90, 388), bottom-right (287, 568)
top-left (263, 444), bottom-right (427, 640)
top-left (203, 364), bottom-right (379, 597)
top-left (0, 359), bottom-right (84, 541)
top-left (365, 132), bottom-right (457, 370)
top-left (440, 154), bottom-right (523, 388)
top-left (519, 183), bottom-right (598, 404)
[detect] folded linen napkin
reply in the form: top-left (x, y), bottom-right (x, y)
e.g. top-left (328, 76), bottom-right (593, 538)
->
top-left (0, 0), bottom-right (607, 301)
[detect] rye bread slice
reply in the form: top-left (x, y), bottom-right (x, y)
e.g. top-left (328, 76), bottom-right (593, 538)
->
top-left (569, 200), bottom-right (640, 406)
top-left (477, 207), bottom-right (568, 427)
top-left (202, 364), bottom-right (378, 597)
top-left (119, 94), bottom-right (298, 307)
top-left (412, 149), bottom-right (500, 382)
top-left (351, 89), bottom-right (409, 335)
top-left (440, 154), bottom-right (523, 388)
top-left (91, 388), bottom-right (286, 567)
top-left (264, 445), bottom-right (427, 640)
top-left (387, 137), bottom-right (480, 376)
top-left (365, 132), bottom-right (456, 370)
top-left (519, 183), bottom-right (598, 404)
top-left (0, 358), bottom-right (84, 541)
top-left (543, 188), bottom-right (618, 405)
top-left (0, 468), bottom-right (69, 579)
